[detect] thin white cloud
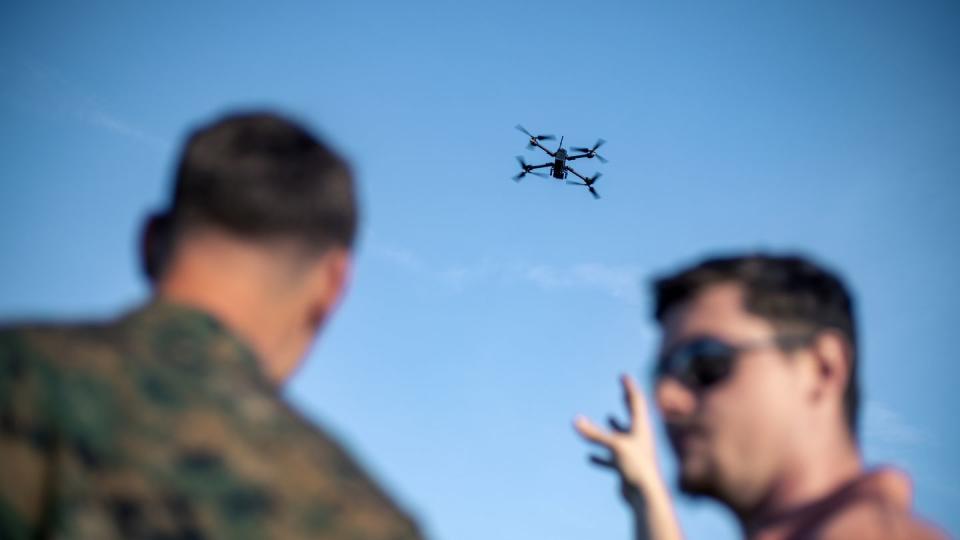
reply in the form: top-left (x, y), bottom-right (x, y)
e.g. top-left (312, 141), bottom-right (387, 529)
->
top-left (3, 57), bottom-right (166, 150)
top-left (370, 245), bottom-right (426, 273)
top-left (369, 244), bottom-right (642, 303)
top-left (80, 108), bottom-right (165, 148)
top-left (863, 400), bottom-right (929, 448)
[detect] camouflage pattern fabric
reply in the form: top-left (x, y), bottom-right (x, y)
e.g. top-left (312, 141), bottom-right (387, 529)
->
top-left (0, 302), bottom-right (423, 540)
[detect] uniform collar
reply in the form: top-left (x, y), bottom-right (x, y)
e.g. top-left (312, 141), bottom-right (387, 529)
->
top-left (121, 299), bottom-right (268, 384)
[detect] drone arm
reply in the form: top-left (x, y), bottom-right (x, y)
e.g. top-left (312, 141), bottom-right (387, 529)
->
top-left (527, 163), bottom-right (552, 170)
top-left (530, 139), bottom-right (556, 157)
top-left (564, 166), bottom-right (588, 181)
top-left (566, 153), bottom-right (591, 161)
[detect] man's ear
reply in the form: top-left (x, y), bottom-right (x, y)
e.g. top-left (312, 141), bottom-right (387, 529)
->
top-left (141, 211), bottom-right (174, 283)
top-left (304, 247), bottom-right (352, 331)
top-left (807, 330), bottom-right (852, 407)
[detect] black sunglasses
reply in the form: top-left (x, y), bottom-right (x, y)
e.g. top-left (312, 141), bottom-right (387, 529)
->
top-left (653, 334), bottom-right (812, 390)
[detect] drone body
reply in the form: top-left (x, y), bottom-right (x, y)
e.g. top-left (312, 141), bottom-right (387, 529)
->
top-left (550, 145), bottom-right (568, 179)
top-left (513, 125), bottom-right (607, 199)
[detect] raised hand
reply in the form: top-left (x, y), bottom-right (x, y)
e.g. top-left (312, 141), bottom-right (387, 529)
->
top-left (574, 374), bottom-right (660, 496)
top-left (574, 374), bottom-right (683, 540)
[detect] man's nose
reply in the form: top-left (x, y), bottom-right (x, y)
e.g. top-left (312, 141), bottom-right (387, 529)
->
top-left (655, 377), bottom-right (697, 421)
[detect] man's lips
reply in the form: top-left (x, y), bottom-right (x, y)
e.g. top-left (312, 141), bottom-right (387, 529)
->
top-left (666, 424), bottom-right (706, 457)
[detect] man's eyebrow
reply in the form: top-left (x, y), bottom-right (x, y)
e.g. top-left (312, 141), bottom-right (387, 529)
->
top-left (659, 332), bottom-right (718, 352)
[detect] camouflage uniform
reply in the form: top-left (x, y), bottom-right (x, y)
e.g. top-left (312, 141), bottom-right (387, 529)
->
top-left (0, 301), bottom-right (423, 540)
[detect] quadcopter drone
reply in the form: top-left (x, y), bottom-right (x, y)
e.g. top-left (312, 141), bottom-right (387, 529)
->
top-left (513, 124), bottom-right (607, 199)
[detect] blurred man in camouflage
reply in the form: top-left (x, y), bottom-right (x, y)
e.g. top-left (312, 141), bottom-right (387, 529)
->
top-left (1, 112), bottom-right (424, 539)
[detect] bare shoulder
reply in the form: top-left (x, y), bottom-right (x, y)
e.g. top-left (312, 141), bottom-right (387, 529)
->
top-left (815, 469), bottom-right (947, 540)
top-left (815, 498), bottom-right (945, 540)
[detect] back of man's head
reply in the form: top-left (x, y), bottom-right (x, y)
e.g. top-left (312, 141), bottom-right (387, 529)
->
top-left (142, 112), bottom-right (358, 382)
top-left (152, 112), bottom-right (356, 272)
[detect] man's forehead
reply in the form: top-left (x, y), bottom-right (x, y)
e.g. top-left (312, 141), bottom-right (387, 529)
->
top-left (659, 282), bottom-right (775, 350)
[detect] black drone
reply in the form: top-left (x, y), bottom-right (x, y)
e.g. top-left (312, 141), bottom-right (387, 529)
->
top-left (513, 124), bottom-right (607, 199)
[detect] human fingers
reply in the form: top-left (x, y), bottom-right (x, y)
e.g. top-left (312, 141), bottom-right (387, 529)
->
top-left (589, 454), bottom-right (617, 470)
top-left (574, 415), bottom-right (615, 447)
top-left (607, 414), bottom-right (629, 433)
top-left (621, 373), bottom-right (649, 431)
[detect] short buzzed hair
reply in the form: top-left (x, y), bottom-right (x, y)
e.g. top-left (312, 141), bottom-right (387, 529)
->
top-left (168, 111), bottom-right (357, 253)
top-left (653, 253), bottom-right (860, 438)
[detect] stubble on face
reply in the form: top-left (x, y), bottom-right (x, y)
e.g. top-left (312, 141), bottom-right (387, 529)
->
top-left (658, 283), bottom-right (801, 508)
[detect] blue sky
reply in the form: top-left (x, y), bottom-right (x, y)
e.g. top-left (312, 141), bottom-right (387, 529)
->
top-left (1, 1), bottom-right (958, 538)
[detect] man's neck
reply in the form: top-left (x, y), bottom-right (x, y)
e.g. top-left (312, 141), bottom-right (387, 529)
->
top-left (155, 235), bottom-right (309, 384)
top-left (741, 436), bottom-right (862, 539)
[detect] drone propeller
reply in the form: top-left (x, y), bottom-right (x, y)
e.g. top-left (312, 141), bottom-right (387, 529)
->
top-left (513, 156), bottom-right (546, 181)
top-left (565, 173), bottom-right (602, 198)
top-left (513, 170), bottom-right (548, 181)
top-left (566, 182), bottom-right (600, 199)
top-left (515, 124), bottom-right (556, 144)
top-left (572, 139), bottom-right (608, 163)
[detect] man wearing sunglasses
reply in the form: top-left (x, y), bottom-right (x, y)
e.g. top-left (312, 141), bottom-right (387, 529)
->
top-left (576, 254), bottom-right (943, 539)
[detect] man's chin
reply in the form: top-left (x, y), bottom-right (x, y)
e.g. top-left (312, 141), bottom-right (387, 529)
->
top-left (676, 464), bottom-right (716, 498)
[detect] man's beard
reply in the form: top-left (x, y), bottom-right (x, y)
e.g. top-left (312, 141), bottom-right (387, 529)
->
top-left (676, 459), bottom-right (723, 500)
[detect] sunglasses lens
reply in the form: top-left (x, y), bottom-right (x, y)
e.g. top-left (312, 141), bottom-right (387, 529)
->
top-left (688, 342), bottom-right (734, 387)
top-left (659, 339), bottom-right (735, 389)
